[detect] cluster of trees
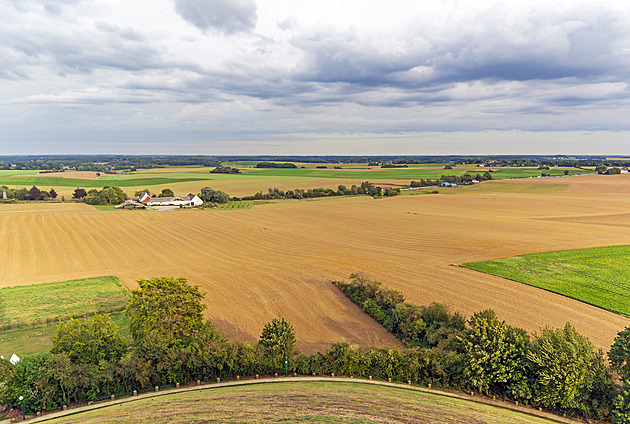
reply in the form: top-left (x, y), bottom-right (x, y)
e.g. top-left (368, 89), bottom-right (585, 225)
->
top-left (210, 166), bottom-right (241, 174)
top-left (334, 276), bottom-right (465, 349)
top-left (0, 277), bottom-right (298, 414)
top-left (254, 162), bottom-right (298, 169)
top-left (597, 166), bottom-right (623, 175)
top-left (409, 172), bottom-right (493, 188)
top-left (78, 187), bottom-right (128, 205)
top-left (198, 187), bottom-right (230, 204)
top-left (0, 186), bottom-right (58, 201)
top-left (236, 182), bottom-right (400, 201)
top-left (334, 274), bottom-right (626, 420)
top-left (380, 164), bottom-right (408, 168)
top-left (132, 188), bottom-right (175, 198)
top-left (1, 275), bottom-right (629, 422)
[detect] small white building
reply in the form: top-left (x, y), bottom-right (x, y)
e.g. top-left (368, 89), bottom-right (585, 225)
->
top-left (139, 193), bottom-right (203, 207)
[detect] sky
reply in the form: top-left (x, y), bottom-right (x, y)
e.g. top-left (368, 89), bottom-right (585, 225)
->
top-left (2, 0), bottom-right (630, 155)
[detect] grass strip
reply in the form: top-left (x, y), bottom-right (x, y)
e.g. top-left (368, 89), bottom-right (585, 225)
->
top-left (0, 276), bottom-right (129, 327)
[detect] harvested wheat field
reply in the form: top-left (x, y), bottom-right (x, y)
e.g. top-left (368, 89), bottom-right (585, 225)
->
top-left (497, 173), bottom-right (630, 193)
top-left (2, 181), bottom-right (630, 352)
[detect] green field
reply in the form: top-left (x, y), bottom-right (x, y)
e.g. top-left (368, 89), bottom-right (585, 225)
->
top-left (0, 166), bottom-right (592, 190)
top-left (461, 245), bottom-right (630, 317)
top-left (41, 381), bottom-right (558, 424)
top-left (0, 312), bottom-right (131, 359)
top-left (0, 175), bottom-right (209, 188)
top-left (0, 170), bottom-right (40, 176)
top-left (215, 200), bottom-right (253, 210)
top-left (0, 276), bottom-right (129, 326)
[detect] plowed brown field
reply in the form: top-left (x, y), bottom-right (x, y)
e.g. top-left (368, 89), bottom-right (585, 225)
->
top-left (2, 182), bottom-right (630, 352)
top-left (500, 173), bottom-right (630, 193)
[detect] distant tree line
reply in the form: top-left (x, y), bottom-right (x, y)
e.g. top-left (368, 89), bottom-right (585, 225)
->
top-left (0, 156), bottom-right (219, 172)
top-left (254, 162), bottom-right (298, 169)
top-left (409, 172), bottom-right (493, 188)
top-left (2, 155), bottom-right (629, 174)
top-left (234, 182), bottom-right (400, 201)
top-left (1, 185), bottom-right (58, 202)
top-left (0, 275), bottom-right (629, 422)
top-left (380, 164), bottom-right (408, 168)
top-left (210, 166), bottom-right (241, 174)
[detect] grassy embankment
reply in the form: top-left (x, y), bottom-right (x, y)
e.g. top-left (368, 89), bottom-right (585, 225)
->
top-left (461, 245), bottom-right (630, 317)
top-left (40, 381), bottom-right (559, 424)
top-left (0, 276), bottom-right (131, 358)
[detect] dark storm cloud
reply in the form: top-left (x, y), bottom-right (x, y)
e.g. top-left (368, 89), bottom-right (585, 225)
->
top-left (287, 4), bottom-right (630, 102)
top-left (173, 0), bottom-right (257, 34)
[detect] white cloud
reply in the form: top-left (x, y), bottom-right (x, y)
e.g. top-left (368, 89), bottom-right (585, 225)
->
top-left (173, 0), bottom-right (257, 34)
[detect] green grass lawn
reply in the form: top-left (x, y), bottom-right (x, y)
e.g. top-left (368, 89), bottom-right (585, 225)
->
top-left (41, 381), bottom-right (558, 424)
top-left (461, 245), bottom-right (630, 317)
top-left (0, 312), bottom-right (131, 359)
top-left (0, 276), bottom-right (130, 327)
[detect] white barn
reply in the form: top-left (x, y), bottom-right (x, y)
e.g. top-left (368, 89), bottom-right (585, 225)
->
top-left (139, 193), bottom-right (203, 207)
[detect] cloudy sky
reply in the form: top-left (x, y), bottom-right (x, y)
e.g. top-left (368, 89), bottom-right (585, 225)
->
top-left (2, 0), bottom-right (630, 155)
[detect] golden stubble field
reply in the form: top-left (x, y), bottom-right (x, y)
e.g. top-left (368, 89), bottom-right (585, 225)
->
top-left (2, 176), bottom-right (630, 352)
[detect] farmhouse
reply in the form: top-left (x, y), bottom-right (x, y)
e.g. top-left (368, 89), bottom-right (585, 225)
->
top-left (139, 192), bottom-right (203, 207)
top-left (115, 201), bottom-right (146, 209)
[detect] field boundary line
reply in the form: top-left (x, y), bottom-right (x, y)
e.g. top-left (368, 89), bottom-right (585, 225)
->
top-left (27, 376), bottom-right (580, 423)
top-left (0, 209), bottom-right (89, 214)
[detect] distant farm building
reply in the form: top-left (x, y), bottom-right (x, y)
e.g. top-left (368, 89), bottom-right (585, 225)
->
top-left (622, 168), bottom-right (629, 174)
top-left (115, 201), bottom-right (146, 209)
top-left (139, 193), bottom-right (203, 207)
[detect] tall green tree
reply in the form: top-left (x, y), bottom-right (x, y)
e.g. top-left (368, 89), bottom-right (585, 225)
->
top-left (159, 188), bottom-right (174, 197)
top-left (528, 323), bottom-right (601, 413)
top-left (51, 314), bottom-right (127, 364)
top-left (610, 327), bottom-right (630, 423)
top-left (610, 327), bottom-right (630, 381)
top-left (458, 310), bottom-right (530, 398)
top-left (125, 277), bottom-right (206, 346)
top-left (259, 315), bottom-right (297, 368)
